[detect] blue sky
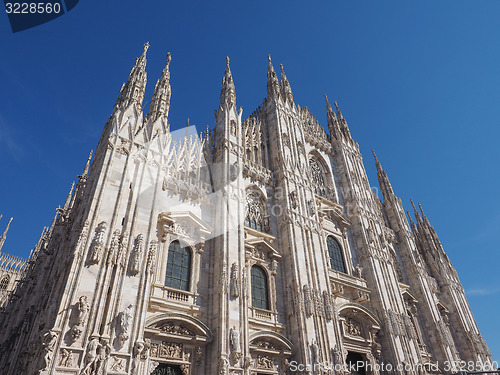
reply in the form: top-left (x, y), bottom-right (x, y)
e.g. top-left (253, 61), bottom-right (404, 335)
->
top-left (0, 0), bottom-right (498, 361)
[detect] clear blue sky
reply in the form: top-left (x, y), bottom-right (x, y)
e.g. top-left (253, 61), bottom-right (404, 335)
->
top-left (0, 0), bottom-right (498, 361)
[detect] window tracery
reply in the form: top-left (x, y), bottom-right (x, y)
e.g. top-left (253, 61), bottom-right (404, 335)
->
top-left (245, 191), bottom-right (268, 232)
top-left (309, 157), bottom-right (327, 197)
top-left (0, 275), bottom-right (10, 290)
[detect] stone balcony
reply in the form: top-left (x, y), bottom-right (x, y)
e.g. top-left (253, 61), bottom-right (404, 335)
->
top-left (329, 269), bottom-right (371, 304)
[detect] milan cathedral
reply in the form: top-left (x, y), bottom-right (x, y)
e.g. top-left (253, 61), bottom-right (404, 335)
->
top-left (0, 43), bottom-right (491, 375)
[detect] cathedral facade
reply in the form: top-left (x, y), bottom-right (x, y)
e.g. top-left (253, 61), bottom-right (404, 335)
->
top-left (0, 43), bottom-right (492, 375)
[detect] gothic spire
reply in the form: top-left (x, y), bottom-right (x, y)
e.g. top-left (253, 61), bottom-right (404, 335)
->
top-left (279, 64), bottom-right (294, 104)
top-left (0, 217), bottom-right (13, 252)
top-left (410, 198), bottom-right (422, 225)
top-left (147, 52), bottom-right (172, 125)
top-left (220, 56), bottom-right (236, 108)
top-left (266, 55), bottom-right (280, 101)
top-left (372, 150), bottom-right (395, 201)
top-left (63, 182), bottom-right (75, 211)
top-left (334, 100), bottom-right (353, 141)
top-left (78, 150), bottom-right (93, 181)
top-left (325, 94), bottom-right (342, 140)
top-left (115, 42), bottom-right (149, 111)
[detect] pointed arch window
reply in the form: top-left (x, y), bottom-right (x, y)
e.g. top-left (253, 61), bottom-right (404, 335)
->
top-left (309, 157), bottom-right (327, 197)
top-left (0, 275), bottom-right (10, 290)
top-left (164, 241), bottom-right (192, 291)
top-left (251, 265), bottom-right (269, 310)
top-left (327, 236), bottom-right (346, 273)
top-left (245, 192), bottom-right (264, 232)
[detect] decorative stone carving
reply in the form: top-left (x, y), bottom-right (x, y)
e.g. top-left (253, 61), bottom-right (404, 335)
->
top-left (230, 263), bottom-right (240, 299)
top-left (76, 221), bottom-right (90, 255)
top-left (218, 356), bottom-right (229, 375)
top-left (256, 354), bottom-right (274, 369)
top-left (146, 240), bottom-right (158, 275)
top-left (81, 337), bottom-right (100, 375)
top-left (303, 285), bottom-right (314, 316)
top-left (254, 340), bottom-right (276, 350)
top-left (195, 346), bottom-right (203, 366)
top-left (131, 340), bottom-right (145, 375)
top-left (107, 229), bottom-right (121, 265)
top-left (323, 291), bottom-right (334, 321)
top-left (129, 234), bottom-right (144, 275)
top-left (71, 295), bottom-right (90, 343)
top-left (155, 323), bottom-right (193, 336)
top-left (117, 304), bottom-right (133, 348)
top-left (332, 344), bottom-right (343, 365)
top-left (149, 361), bottom-right (160, 374)
top-left (88, 221), bottom-right (107, 264)
top-left (41, 330), bottom-right (58, 370)
top-left (346, 318), bottom-right (362, 337)
top-left (310, 339), bottom-right (321, 364)
top-left (354, 264), bottom-right (363, 278)
top-left (289, 191), bottom-right (298, 209)
top-left (159, 342), bottom-right (183, 359)
top-left (230, 326), bottom-right (241, 363)
top-left (109, 356), bottom-right (125, 372)
top-left (58, 348), bottom-right (74, 367)
top-left (219, 260), bottom-right (227, 293)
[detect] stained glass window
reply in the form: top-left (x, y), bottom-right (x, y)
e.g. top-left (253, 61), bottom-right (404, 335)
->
top-left (327, 236), bottom-right (346, 273)
top-left (251, 265), bottom-right (269, 310)
top-left (165, 241), bottom-right (191, 291)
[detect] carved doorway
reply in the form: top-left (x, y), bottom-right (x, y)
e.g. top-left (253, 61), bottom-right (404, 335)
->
top-left (151, 363), bottom-right (183, 375)
top-left (346, 351), bottom-right (367, 375)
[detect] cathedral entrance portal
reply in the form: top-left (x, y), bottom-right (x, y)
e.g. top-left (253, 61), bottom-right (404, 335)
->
top-left (346, 351), bottom-right (367, 375)
top-left (151, 363), bottom-right (183, 375)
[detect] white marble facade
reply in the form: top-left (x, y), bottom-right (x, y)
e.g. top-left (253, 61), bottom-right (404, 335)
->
top-left (0, 44), bottom-right (492, 375)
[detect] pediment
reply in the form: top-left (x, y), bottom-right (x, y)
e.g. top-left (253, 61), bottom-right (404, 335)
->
top-left (249, 330), bottom-right (293, 354)
top-left (246, 237), bottom-right (281, 260)
top-left (158, 211), bottom-right (212, 243)
top-left (145, 312), bottom-right (213, 343)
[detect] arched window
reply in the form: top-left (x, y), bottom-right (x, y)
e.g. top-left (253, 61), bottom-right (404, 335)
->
top-left (309, 157), bottom-right (327, 197)
top-left (327, 236), bottom-right (346, 273)
top-left (0, 275), bottom-right (10, 290)
top-left (251, 265), bottom-right (269, 310)
top-left (245, 192), bottom-right (264, 232)
top-left (164, 241), bottom-right (192, 291)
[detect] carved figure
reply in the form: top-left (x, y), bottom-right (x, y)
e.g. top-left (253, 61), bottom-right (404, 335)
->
top-left (59, 348), bottom-right (73, 367)
top-left (41, 330), bottom-right (58, 370)
top-left (230, 263), bottom-right (240, 298)
top-left (230, 326), bottom-right (241, 362)
top-left (89, 222), bottom-right (107, 264)
top-left (76, 296), bottom-right (90, 326)
top-left (117, 304), bottom-right (133, 347)
top-left (129, 234), bottom-right (144, 275)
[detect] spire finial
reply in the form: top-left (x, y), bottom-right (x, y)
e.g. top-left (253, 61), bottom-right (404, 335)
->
top-left (3, 217), bottom-right (12, 236)
top-left (143, 42), bottom-right (150, 56)
top-left (410, 198), bottom-right (421, 219)
top-left (63, 182), bottom-right (75, 210)
top-left (372, 149), bottom-right (380, 164)
top-left (80, 150), bottom-right (93, 178)
top-left (0, 217), bottom-right (12, 252)
top-left (226, 56), bottom-right (230, 66)
top-left (166, 52), bottom-right (172, 66)
top-left (268, 54), bottom-right (272, 63)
